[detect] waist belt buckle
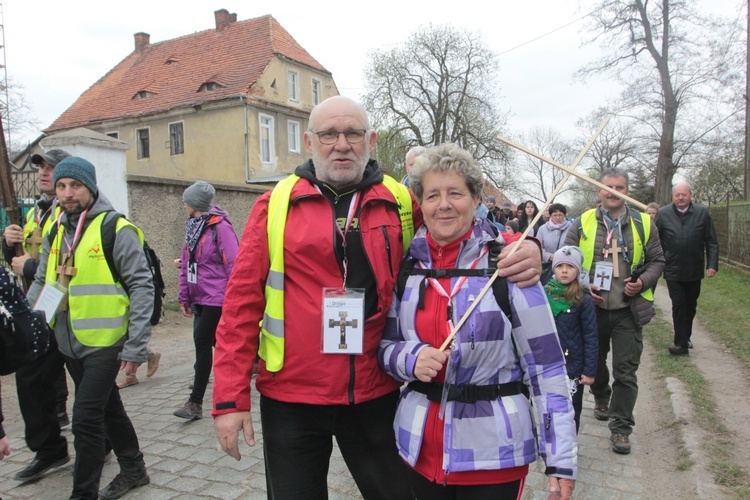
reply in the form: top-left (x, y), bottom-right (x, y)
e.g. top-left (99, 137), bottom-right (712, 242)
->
top-left (446, 384), bottom-right (463, 402)
top-left (460, 385), bottom-right (477, 403)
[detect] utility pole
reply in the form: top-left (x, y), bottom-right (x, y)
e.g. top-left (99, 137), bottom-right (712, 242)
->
top-left (745, 0), bottom-right (750, 199)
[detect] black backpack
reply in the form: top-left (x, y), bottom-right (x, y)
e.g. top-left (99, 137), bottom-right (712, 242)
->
top-left (395, 240), bottom-right (512, 320)
top-left (101, 213), bottom-right (165, 326)
top-left (0, 268), bottom-right (51, 375)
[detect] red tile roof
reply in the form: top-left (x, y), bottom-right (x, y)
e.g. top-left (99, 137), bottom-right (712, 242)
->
top-left (46, 14), bottom-right (329, 132)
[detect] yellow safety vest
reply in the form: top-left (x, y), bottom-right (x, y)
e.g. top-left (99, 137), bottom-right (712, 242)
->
top-left (23, 203), bottom-right (61, 253)
top-left (45, 212), bottom-right (144, 346)
top-left (260, 174), bottom-right (414, 372)
top-left (578, 209), bottom-right (653, 302)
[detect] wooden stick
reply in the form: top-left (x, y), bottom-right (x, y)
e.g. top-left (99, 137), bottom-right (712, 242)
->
top-left (438, 117), bottom-right (611, 352)
top-left (496, 135), bottom-right (648, 211)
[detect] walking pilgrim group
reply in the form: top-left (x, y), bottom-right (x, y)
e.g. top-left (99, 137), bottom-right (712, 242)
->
top-left (1, 95), bottom-right (718, 500)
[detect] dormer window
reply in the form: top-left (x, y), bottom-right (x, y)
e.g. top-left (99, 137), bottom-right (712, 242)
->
top-left (198, 81), bottom-right (222, 92)
top-left (165, 56), bottom-right (180, 65)
top-left (133, 90), bottom-right (154, 100)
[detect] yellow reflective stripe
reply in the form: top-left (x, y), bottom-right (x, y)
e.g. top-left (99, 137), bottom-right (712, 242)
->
top-left (69, 284), bottom-right (127, 297)
top-left (266, 269), bottom-right (284, 290)
top-left (73, 317), bottom-right (127, 330)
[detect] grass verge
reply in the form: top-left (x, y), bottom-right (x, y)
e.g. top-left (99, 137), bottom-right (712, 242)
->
top-left (648, 274), bottom-right (750, 497)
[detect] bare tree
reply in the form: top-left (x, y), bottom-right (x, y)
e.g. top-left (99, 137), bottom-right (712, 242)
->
top-left (576, 0), bottom-right (741, 205)
top-left (688, 152), bottom-right (744, 205)
top-left (363, 24), bottom-right (510, 184)
top-left (0, 77), bottom-right (40, 156)
top-left (512, 126), bottom-right (576, 203)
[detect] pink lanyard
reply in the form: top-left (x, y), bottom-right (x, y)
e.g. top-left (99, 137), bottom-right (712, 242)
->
top-left (56, 207), bottom-right (90, 265)
top-left (419, 246), bottom-right (488, 335)
top-left (332, 192), bottom-right (359, 289)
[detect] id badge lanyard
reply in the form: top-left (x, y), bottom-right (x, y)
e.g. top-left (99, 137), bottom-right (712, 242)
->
top-left (333, 192), bottom-right (359, 290)
top-left (321, 190), bottom-right (365, 354)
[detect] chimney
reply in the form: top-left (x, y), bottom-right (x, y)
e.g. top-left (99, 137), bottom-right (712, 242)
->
top-left (214, 9), bottom-right (236, 32)
top-left (134, 32), bottom-right (150, 53)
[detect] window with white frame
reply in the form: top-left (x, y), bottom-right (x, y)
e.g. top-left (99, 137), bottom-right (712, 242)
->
top-left (260, 114), bottom-right (275, 163)
top-left (136, 128), bottom-right (150, 159)
top-left (288, 121), bottom-right (300, 153)
top-left (288, 71), bottom-right (299, 101)
top-left (169, 122), bottom-right (184, 155)
top-left (312, 79), bottom-right (321, 105)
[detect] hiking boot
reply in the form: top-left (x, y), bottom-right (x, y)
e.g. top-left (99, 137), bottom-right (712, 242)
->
top-left (173, 400), bottom-right (202, 420)
top-left (99, 469), bottom-right (150, 499)
top-left (117, 374), bottom-right (139, 389)
top-left (146, 350), bottom-right (161, 378)
top-left (593, 402), bottom-right (609, 421)
top-left (687, 340), bottom-right (694, 349)
top-left (668, 345), bottom-right (689, 356)
top-left (14, 453), bottom-right (70, 482)
top-left (611, 432), bottom-right (631, 454)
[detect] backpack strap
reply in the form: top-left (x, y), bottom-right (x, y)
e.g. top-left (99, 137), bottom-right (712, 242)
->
top-left (101, 211), bottom-right (126, 286)
top-left (396, 240), bottom-right (512, 320)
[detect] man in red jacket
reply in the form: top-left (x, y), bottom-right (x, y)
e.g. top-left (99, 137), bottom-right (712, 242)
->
top-left (212, 96), bottom-right (542, 499)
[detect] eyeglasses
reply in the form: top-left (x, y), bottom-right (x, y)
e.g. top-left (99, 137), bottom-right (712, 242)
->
top-left (311, 129), bottom-right (367, 145)
top-left (551, 213), bottom-right (565, 218)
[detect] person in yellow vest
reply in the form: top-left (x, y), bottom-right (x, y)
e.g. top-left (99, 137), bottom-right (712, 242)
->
top-left (2, 149), bottom-right (72, 483)
top-left (27, 157), bottom-right (153, 499)
top-left (564, 168), bottom-right (664, 455)
top-left (211, 96), bottom-right (543, 499)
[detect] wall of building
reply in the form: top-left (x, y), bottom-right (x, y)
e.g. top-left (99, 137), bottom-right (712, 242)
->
top-left (127, 177), bottom-right (266, 303)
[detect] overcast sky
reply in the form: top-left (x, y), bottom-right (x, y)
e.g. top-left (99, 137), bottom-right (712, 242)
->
top-left (3, 0), bottom-right (744, 150)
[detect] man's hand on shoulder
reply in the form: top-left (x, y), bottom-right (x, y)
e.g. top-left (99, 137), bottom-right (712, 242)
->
top-left (215, 411), bottom-right (255, 461)
top-left (497, 237), bottom-right (543, 288)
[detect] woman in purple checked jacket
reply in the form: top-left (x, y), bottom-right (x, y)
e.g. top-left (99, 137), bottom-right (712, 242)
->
top-left (378, 143), bottom-right (577, 500)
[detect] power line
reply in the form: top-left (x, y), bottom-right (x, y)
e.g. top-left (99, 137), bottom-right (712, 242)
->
top-left (497, 10), bottom-right (596, 57)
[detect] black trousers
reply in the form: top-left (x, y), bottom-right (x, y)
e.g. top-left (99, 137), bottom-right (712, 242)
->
top-left (260, 391), bottom-right (413, 500)
top-left (666, 280), bottom-right (702, 349)
top-left (14, 344), bottom-right (68, 459)
top-left (571, 378), bottom-right (583, 434)
top-left (190, 304), bottom-right (222, 405)
top-left (406, 466), bottom-right (523, 500)
top-left (65, 347), bottom-right (144, 499)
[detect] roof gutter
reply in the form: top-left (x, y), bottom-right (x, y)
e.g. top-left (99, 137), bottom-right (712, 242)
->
top-left (242, 96), bottom-right (251, 183)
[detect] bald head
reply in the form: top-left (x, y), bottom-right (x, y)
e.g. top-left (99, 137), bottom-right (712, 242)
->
top-left (308, 96), bottom-right (370, 132)
top-left (672, 182), bottom-right (693, 210)
top-left (303, 96), bottom-right (376, 189)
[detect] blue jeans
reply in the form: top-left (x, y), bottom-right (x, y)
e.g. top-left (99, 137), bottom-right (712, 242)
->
top-left (65, 347), bottom-right (144, 499)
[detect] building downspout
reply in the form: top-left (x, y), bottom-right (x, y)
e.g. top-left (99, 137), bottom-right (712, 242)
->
top-left (242, 96), bottom-right (251, 182)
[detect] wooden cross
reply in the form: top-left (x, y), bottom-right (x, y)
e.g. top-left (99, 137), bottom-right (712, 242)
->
top-left (55, 253), bottom-right (77, 311)
top-left (609, 239), bottom-right (623, 278)
top-left (329, 310), bottom-right (357, 349)
top-left (27, 227), bottom-right (44, 259)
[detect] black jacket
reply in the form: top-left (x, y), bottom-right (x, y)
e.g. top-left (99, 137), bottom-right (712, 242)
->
top-left (655, 203), bottom-right (719, 281)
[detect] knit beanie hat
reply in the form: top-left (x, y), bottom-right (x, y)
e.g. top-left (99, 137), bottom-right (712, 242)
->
top-left (53, 157), bottom-right (98, 196)
top-left (505, 220), bottom-right (519, 233)
top-left (552, 245), bottom-right (583, 277)
top-left (183, 181), bottom-right (215, 212)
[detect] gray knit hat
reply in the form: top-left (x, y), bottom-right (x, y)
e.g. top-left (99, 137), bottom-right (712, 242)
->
top-left (53, 157), bottom-right (98, 196)
top-left (183, 181), bottom-right (215, 212)
top-left (552, 245), bottom-right (583, 277)
top-left (31, 149), bottom-right (71, 167)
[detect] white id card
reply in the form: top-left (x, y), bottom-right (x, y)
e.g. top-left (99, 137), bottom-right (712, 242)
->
top-left (33, 281), bottom-right (67, 325)
top-left (187, 262), bottom-right (198, 284)
top-left (322, 288), bottom-right (365, 354)
top-left (594, 262), bottom-right (614, 291)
